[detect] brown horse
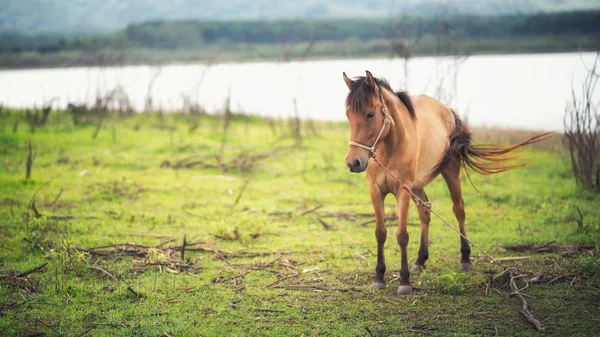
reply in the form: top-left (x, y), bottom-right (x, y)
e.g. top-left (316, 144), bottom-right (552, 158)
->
top-left (343, 70), bottom-right (550, 294)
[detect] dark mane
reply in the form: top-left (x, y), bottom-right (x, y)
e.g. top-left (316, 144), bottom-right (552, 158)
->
top-left (345, 76), bottom-right (416, 119)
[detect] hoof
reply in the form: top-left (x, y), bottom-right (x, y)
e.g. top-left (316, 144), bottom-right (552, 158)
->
top-left (397, 285), bottom-right (413, 295)
top-left (410, 264), bottom-right (424, 274)
top-left (372, 281), bottom-right (386, 289)
top-left (459, 261), bottom-right (473, 272)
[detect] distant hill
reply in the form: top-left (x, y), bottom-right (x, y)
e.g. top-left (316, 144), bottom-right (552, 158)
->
top-left (1, 0), bottom-right (600, 33)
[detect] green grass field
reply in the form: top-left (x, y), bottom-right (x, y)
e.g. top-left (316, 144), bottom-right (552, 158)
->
top-left (0, 110), bottom-right (599, 336)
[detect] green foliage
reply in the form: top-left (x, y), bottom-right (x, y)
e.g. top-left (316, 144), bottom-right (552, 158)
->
top-left (572, 251), bottom-right (600, 286)
top-left (418, 271), bottom-right (483, 295)
top-left (2, 11), bottom-right (600, 54)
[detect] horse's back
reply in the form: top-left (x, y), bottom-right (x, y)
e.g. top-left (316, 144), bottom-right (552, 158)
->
top-left (412, 95), bottom-right (455, 188)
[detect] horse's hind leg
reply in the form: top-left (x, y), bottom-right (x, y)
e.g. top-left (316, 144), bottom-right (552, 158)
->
top-left (411, 188), bottom-right (430, 274)
top-left (441, 164), bottom-right (472, 272)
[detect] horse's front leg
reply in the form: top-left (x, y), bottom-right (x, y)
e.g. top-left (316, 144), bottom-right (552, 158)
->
top-left (396, 190), bottom-right (413, 294)
top-left (369, 186), bottom-right (387, 289)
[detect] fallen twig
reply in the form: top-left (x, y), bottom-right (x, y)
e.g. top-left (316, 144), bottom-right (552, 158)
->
top-left (181, 235), bottom-right (187, 261)
top-left (478, 256), bottom-right (531, 262)
top-left (360, 215), bottom-right (398, 227)
top-left (27, 175), bottom-right (58, 219)
top-left (264, 273), bottom-right (299, 289)
top-left (508, 270), bottom-right (551, 332)
top-left (233, 179), bottom-right (251, 206)
top-left (274, 285), bottom-right (330, 291)
top-left (299, 204), bottom-right (323, 216)
top-left (26, 139), bottom-right (34, 180)
top-left (163, 146), bottom-right (296, 172)
top-left (45, 215), bottom-right (98, 221)
top-left (79, 241), bottom-right (296, 277)
top-left (30, 200), bottom-right (42, 218)
top-left (122, 233), bottom-right (175, 238)
top-left (255, 308), bottom-right (285, 313)
top-left (530, 273), bottom-right (578, 285)
top-left (155, 239), bottom-right (176, 248)
top-left (91, 266), bottom-right (120, 282)
top-left (48, 188), bottom-right (64, 207)
top-left (408, 324), bottom-right (437, 335)
top-left (502, 242), bottom-right (594, 254)
top-left (318, 218), bottom-right (333, 230)
top-left (271, 284), bottom-right (357, 292)
top-left (17, 263), bottom-right (48, 278)
top-left (317, 211), bottom-right (376, 218)
top-left (90, 265), bottom-right (143, 298)
top-left (127, 286), bottom-right (142, 298)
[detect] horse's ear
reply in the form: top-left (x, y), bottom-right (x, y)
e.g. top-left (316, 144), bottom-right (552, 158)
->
top-left (365, 70), bottom-right (377, 91)
top-left (343, 72), bottom-right (354, 90)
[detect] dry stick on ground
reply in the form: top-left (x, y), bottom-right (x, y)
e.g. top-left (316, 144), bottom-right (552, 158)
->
top-left (317, 218), bottom-right (333, 230)
top-left (25, 139), bottom-right (34, 181)
top-left (155, 239), bottom-right (176, 248)
top-left (163, 146), bottom-right (295, 171)
top-left (181, 235), bottom-right (187, 261)
top-left (503, 242), bottom-right (595, 254)
top-left (233, 178), bottom-right (251, 206)
top-left (264, 270), bottom-right (300, 289)
top-left (264, 273), bottom-right (298, 289)
top-left (79, 241), bottom-right (295, 261)
top-left (90, 265), bottom-right (142, 298)
top-left (48, 188), bottom-right (64, 207)
top-left (16, 262), bottom-right (48, 278)
top-left (318, 211), bottom-right (374, 217)
top-left (477, 256), bottom-right (531, 262)
top-left (91, 266), bottom-right (119, 282)
top-left (27, 175), bottom-right (58, 220)
top-left (123, 233), bottom-right (175, 238)
top-left (575, 205), bottom-right (589, 232)
top-left (299, 204), bottom-right (323, 216)
top-left (360, 215), bottom-right (398, 227)
top-left (30, 200), bottom-right (42, 218)
top-left (508, 269), bottom-right (552, 332)
top-left (272, 285), bottom-right (355, 292)
top-left (255, 308), bottom-right (286, 313)
top-left (30, 198), bottom-right (97, 220)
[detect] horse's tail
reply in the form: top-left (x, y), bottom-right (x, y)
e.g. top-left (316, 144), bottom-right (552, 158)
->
top-left (431, 111), bottom-right (553, 177)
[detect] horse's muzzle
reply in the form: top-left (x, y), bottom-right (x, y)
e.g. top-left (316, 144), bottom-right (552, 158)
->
top-left (346, 158), bottom-right (368, 173)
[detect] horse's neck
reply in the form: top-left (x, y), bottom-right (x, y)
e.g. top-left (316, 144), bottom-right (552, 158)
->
top-left (381, 91), bottom-right (417, 156)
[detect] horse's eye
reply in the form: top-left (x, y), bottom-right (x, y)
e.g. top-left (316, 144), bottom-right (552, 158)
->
top-left (366, 112), bottom-right (375, 120)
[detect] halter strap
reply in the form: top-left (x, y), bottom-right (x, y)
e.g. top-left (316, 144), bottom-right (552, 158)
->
top-left (348, 82), bottom-right (395, 158)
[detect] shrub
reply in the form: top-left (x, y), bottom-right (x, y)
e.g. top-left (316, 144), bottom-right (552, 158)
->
top-left (564, 51), bottom-right (600, 190)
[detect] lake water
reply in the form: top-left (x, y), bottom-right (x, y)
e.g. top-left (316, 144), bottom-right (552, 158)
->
top-left (0, 52), bottom-right (597, 131)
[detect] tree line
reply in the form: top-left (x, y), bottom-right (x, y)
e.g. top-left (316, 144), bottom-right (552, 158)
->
top-left (1, 10), bottom-right (599, 53)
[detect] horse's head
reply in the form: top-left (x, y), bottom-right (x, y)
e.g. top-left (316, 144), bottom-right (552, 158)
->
top-left (343, 70), bottom-right (394, 173)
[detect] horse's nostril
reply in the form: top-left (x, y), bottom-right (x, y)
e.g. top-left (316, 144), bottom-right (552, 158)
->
top-left (353, 159), bottom-right (361, 169)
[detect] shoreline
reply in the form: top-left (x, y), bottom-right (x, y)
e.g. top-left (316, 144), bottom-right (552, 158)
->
top-left (1, 34), bottom-right (598, 71)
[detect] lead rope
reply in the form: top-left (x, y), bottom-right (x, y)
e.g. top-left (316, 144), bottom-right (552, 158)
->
top-left (370, 156), bottom-right (502, 267)
top-left (349, 81), bottom-right (502, 267)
